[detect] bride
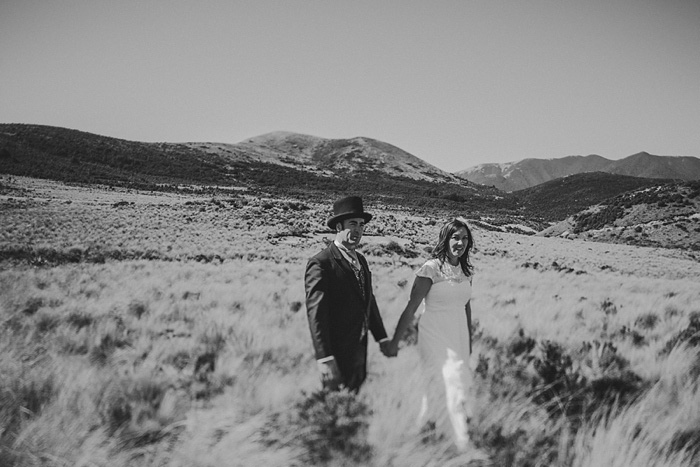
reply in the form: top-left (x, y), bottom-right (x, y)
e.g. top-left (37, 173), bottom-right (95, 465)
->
top-left (388, 217), bottom-right (476, 451)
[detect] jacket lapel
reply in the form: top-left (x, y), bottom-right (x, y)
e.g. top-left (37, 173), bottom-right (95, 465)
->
top-left (357, 254), bottom-right (371, 300)
top-left (330, 243), bottom-right (366, 301)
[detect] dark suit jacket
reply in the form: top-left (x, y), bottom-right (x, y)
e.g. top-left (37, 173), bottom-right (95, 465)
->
top-left (305, 243), bottom-right (388, 389)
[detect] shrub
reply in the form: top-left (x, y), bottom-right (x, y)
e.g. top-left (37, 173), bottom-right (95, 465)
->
top-left (97, 374), bottom-right (181, 449)
top-left (286, 201), bottom-right (309, 211)
top-left (127, 300), bottom-right (148, 319)
top-left (533, 341), bottom-right (575, 400)
top-left (669, 428), bottom-right (700, 461)
top-left (618, 325), bottom-right (647, 346)
top-left (635, 313), bottom-right (659, 330)
top-left (364, 240), bottom-right (420, 259)
top-left (65, 309), bottom-right (93, 329)
top-left (262, 389), bottom-right (373, 464)
top-left (665, 304), bottom-right (682, 319)
top-left (474, 332), bottom-right (539, 400)
top-left (34, 309), bottom-right (61, 334)
top-left (660, 316), bottom-right (700, 355)
top-left (22, 297), bottom-right (43, 315)
top-left (88, 318), bottom-right (132, 366)
top-left (530, 340), bottom-right (646, 424)
top-left (507, 329), bottom-right (536, 357)
top-left (164, 349), bottom-right (190, 371)
top-left (473, 423), bottom-right (559, 467)
top-left (0, 359), bottom-right (57, 452)
top-left (600, 299), bottom-right (617, 315)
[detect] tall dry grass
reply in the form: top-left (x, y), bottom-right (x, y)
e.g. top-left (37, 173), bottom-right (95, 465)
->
top-left (2, 176), bottom-right (700, 466)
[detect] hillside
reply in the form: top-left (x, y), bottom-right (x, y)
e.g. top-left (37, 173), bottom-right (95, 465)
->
top-left (0, 124), bottom-right (459, 186)
top-left (0, 123), bottom-right (234, 186)
top-left (456, 152), bottom-right (700, 192)
top-left (515, 172), bottom-right (673, 222)
top-left (189, 131), bottom-right (459, 183)
top-left (0, 123), bottom-right (527, 224)
top-left (539, 180), bottom-right (700, 250)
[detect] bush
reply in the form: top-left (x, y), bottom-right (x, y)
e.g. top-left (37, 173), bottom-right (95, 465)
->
top-left (0, 358), bottom-right (57, 453)
top-left (635, 313), bottom-right (659, 330)
top-left (600, 299), bottom-right (617, 315)
top-left (33, 309), bottom-right (61, 334)
top-left (88, 318), bottom-right (132, 366)
top-left (127, 300), bottom-right (148, 319)
top-left (364, 240), bottom-right (420, 259)
top-left (532, 340), bottom-right (645, 422)
top-left (262, 389), bottom-right (373, 464)
top-left (98, 373), bottom-right (180, 448)
top-left (661, 316), bottom-right (700, 355)
top-left (22, 296), bottom-right (43, 315)
top-left (618, 325), bottom-right (647, 346)
top-left (65, 309), bottom-right (94, 329)
top-left (473, 423), bottom-right (559, 467)
top-left (477, 332), bottom-right (647, 430)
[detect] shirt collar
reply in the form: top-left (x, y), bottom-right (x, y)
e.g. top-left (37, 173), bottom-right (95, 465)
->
top-left (334, 240), bottom-right (359, 265)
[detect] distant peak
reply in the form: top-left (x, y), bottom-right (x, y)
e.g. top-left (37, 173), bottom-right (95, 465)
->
top-left (259, 131), bottom-right (297, 137)
top-left (241, 131), bottom-right (324, 145)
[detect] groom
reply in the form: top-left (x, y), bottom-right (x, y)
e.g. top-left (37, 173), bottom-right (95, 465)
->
top-left (304, 196), bottom-right (395, 392)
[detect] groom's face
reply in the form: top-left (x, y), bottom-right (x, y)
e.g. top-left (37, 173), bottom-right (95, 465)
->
top-left (336, 217), bottom-right (365, 250)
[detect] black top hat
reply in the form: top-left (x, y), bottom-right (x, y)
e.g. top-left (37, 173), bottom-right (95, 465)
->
top-left (326, 196), bottom-right (373, 229)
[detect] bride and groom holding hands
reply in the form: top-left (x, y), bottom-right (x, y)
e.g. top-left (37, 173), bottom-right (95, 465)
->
top-left (304, 195), bottom-right (476, 451)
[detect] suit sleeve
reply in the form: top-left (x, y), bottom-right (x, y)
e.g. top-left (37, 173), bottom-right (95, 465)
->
top-left (368, 292), bottom-right (388, 342)
top-left (305, 258), bottom-right (333, 360)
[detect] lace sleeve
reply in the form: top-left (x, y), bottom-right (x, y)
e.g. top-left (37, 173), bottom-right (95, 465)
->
top-left (415, 259), bottom-right (439, 282)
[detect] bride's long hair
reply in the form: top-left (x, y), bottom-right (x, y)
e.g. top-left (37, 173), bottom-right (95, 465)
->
top-left (431, 218), bottom-right (474, 277)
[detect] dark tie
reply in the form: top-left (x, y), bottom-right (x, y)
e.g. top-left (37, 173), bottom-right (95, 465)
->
top-left (348, 255), bottom-right (368, 340)
top-left (348, 254), bottom-right (366, 300)
top-left (355, 262), bottom-right (366, 300)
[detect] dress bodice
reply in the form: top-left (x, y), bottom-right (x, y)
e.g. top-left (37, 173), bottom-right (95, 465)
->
top-left (416, 259), bottom-right (471, 313)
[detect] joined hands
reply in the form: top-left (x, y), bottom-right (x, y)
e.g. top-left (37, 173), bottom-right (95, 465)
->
top-left (380, 339), bottom-right (399, 357)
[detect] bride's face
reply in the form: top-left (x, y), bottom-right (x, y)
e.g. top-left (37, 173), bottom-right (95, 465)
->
top-left (446, 226), bottom-right (469, 264)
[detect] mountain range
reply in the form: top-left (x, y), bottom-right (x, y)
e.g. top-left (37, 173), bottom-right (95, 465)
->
top-left (2, 123), bottom-right (699, 249)
top-left (455, 153), bottom-right (700, 192)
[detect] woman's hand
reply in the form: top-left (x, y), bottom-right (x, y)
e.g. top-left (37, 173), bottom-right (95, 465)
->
top-left (387, 338), bottom-right (400, 357)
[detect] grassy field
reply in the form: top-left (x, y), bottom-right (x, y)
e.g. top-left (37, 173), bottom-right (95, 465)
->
top-left (2, 176), bottom-right (700, 466)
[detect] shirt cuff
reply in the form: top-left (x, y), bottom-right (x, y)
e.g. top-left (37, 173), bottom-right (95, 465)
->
top-left (378, 338), bottom-right (390, 343)
top-left (317, 355), bottom-right (335, 363)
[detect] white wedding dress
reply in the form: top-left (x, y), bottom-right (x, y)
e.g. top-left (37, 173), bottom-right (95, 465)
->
top-left (415, 258), bottom-right (473, 450)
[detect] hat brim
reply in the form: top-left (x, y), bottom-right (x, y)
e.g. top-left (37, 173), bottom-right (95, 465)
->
top-left (326, 212), bottom-right (372, 229)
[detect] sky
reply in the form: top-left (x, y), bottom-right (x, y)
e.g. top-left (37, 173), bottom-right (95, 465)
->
top-left (1, 0), bottom-right (699, 172)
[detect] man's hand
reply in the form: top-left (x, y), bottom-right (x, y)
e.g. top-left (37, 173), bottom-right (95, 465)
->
top-left (318, 358), bottom-right (342, 390)
top-left (380, 339), bottom-right (397, 357)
